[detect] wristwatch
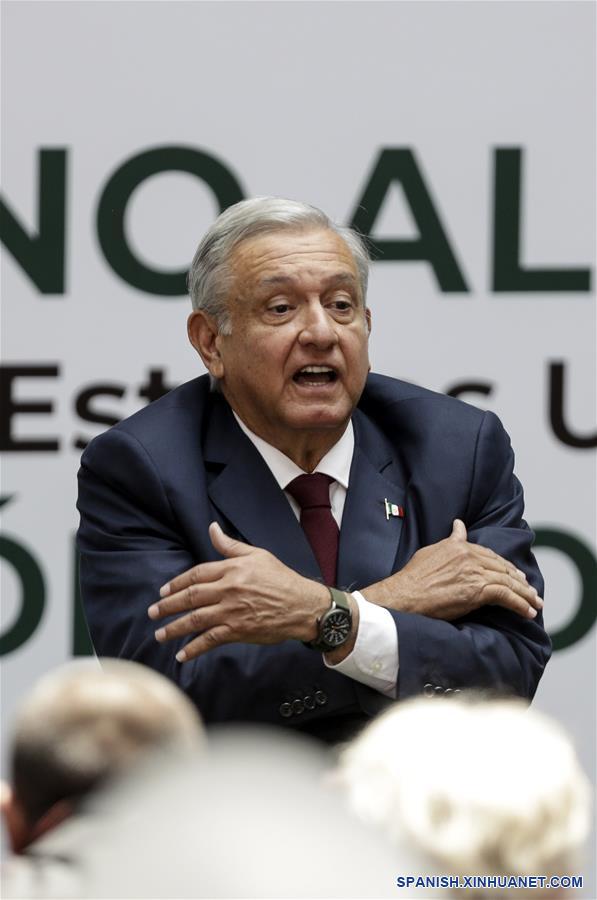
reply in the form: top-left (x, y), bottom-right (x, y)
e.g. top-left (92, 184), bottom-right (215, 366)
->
top-left (305, 587), bottom-right (353, 652)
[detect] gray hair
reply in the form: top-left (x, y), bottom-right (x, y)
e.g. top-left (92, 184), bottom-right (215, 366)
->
top-left (187, 197), bottom-right (370, 334)
top-left (11, 659), bottom-right (205, 825)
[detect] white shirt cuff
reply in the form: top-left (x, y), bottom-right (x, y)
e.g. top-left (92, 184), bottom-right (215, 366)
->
top-left (323, 591), bottom-right (398, 698)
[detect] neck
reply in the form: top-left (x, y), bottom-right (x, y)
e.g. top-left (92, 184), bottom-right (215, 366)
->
top-left (276, 431), bottom-right (345, 472)
top-left (229, 407), bottom-right (348, 471)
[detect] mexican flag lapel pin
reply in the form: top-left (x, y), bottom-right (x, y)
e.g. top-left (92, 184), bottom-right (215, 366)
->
top-left (384, 498), bottom-right (405, 520)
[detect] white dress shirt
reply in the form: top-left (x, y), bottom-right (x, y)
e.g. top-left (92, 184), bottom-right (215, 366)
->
top-left (233, 413), bottom-right (398, 697)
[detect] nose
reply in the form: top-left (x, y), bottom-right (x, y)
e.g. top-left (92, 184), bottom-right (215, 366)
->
top-left (297, 300), bottom-right (338, 349)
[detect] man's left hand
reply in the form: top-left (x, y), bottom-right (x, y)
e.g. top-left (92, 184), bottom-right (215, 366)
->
top-left (147, 522), bottom-right (330, 662)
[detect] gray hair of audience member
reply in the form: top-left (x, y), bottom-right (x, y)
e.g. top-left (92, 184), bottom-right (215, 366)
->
top-left (10, 659), bottom-right (204, 827)
top-left (187, 196), bottom-right (371, 335)
top-left (335, 697), bottom-right (591, 890)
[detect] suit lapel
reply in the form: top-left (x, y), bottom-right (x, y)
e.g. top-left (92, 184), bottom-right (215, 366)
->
top-left (337, 408), bottom-right (408, 591)
top-left (203, 395), bottom-right (408, 589)
top-left (203, 395), bottom-right (322, 579)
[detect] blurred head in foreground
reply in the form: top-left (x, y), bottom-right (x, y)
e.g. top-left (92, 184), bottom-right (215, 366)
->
top-left (1, 659), bottom-right (204, 853)
top-left (336, 696), bottom-right (591, 897)
top-left (4, 726), bottom-right (402, 899)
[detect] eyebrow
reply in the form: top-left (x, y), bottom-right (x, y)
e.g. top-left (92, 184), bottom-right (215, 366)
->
top-left (257, 272), bottom-right (358, 290)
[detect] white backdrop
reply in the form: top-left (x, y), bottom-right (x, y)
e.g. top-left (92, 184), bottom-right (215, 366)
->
top-left (2, 0), bottom-right (596, 891)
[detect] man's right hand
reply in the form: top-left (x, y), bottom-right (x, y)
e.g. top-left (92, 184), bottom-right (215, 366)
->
top-left (361, 519), bottom-right (543, 621)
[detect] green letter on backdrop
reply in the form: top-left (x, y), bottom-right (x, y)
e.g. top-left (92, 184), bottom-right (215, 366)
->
top-left (492, 148), bottom-right (591, 292)
top-left (535, 528), bottom-right (597, 651)
top-left (0, 149), bottom-right (67, 294)
top-left (348, 148), bottom-right (469, 292)
top-left (97, 146), bottom-right (245, 296)
top-left (0, 498), bottom-right (46, 656)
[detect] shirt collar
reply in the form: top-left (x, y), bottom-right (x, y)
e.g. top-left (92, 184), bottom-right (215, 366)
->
top-left (232, 412), bottom-right (354, 491)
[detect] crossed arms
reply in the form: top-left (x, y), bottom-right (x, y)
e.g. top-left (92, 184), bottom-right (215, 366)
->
top-left (77, 402), bottom-right (551, 719)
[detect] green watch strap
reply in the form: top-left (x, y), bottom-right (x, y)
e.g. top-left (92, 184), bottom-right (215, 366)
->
top-left (327, 586), bottom-right (350, 613)
top-left (303, 587), bottom-right (351, 651)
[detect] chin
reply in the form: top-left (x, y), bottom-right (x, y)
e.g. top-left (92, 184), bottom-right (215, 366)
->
top-left (289, 408), bottom-right (352, 432)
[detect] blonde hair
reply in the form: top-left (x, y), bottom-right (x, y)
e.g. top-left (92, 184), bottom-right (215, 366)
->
top-left (337, 697), bottom-right (591, 891)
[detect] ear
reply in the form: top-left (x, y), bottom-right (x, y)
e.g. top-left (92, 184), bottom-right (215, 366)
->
top-left (364, 307), bottom-right (372, 372)
top-left (187, 311), bottom-right (225, 380)
top-left (1, 782), bottom-right (32, 854)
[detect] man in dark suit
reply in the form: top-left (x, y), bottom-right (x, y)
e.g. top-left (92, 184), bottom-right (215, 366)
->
top-left (77, 197), bottom-right (550, 743)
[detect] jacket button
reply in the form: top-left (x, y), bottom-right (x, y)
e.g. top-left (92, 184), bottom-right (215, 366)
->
top-left (434, 686), bottom-right (444, 695)
top-left (304, 695), bottom-right (316, 710)
top-left (444, 688), bottom-right (453, 695)
top-left (423, 683), bottom-right (434, 697)
top-left (279, 702), bottom-right (293, 718)
top-left (314, 690), bottom-right (328, 706)
top-left (292, 699), bottom-right (305, 715)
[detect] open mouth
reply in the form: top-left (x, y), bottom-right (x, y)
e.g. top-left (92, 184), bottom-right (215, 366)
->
top-left (292, 366), bottom-right (338, 386)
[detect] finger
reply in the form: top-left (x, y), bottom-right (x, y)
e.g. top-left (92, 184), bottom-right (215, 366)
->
top-left (209, 521), bottom-right (253, 558)
top-left (176, 625), bottom-right (234, 663)
top-left (478, 554), bottom-right (531, 586)
top-left (154, 604), bottom-right (220, 644)
top-left (451, 519), bottom-right (467, 541)
top-left (153, 560), bottom-right (225, 609)
top-left (149, 578), bottom-right (221, 620)
top-left (479, 583), bottom-right (540, 619)
top-left (470, 545), bottom-right (529, 583)
top-left (482, 570), bottom-right (543, 609)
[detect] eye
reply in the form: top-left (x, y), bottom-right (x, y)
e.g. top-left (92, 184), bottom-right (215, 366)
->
top-left (327, 294), bottom-right (355, 314)
top-left (269, 302), bottom-right (292, 315)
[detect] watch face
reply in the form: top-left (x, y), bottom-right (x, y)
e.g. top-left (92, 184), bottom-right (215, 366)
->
top-left (321, 609), bottom-right (351, 646)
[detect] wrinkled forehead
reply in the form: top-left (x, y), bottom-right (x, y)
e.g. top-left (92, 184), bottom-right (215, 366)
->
top-left (228, 227), bottom-right (362, 299)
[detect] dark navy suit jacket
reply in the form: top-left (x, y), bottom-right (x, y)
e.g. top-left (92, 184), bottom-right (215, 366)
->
top-left (77, 374), bottom-right (551, 739)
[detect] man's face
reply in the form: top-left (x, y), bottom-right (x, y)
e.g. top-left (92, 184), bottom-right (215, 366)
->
top-left (209, 228), bottom-right (371, 454)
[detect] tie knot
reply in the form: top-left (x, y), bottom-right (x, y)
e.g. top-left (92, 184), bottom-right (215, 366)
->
top-left (286, 473), bottom-right (334, 510)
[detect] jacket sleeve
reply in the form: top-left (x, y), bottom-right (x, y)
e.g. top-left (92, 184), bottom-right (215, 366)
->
top-left (76, 427), bottom-right (360, 727)
top-left (387, 409), bottom-right (551, 700)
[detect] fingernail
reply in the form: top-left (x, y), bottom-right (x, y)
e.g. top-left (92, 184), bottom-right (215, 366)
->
top-left (176, 649), bottom-right (187, 663)
top-left (528, 607), bottom-right (537, 618)
top-left (517, 569), bottom-right (527, 581)
top-left (154, 628), bottom-right (167, 641)
top-left (147, 604), bottom-right (159, 620)
top-left (159, 584), bottom-right (170, 598)
top-left (536, 597), bottom-right (544, 608)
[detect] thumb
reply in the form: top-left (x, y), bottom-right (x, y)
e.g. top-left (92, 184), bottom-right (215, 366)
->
top-left (209, 521), bottom-right (253, 558)
top-left (451, 518), bottom-right (468, 541)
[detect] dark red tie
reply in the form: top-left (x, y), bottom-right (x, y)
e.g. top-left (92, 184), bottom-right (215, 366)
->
top-left (286, 473), bottom-right (339, 586)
